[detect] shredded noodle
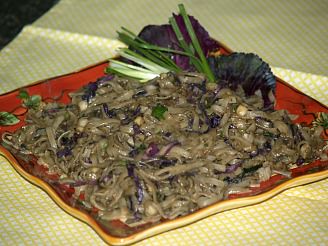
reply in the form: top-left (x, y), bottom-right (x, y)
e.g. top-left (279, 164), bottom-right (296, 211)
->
top-left (3, 72), bottom-right (327, 227)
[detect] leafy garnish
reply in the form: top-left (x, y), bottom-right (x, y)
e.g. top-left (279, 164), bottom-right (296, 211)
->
top-left (313, 112), bottom-right (328, 129)
top-left (18, 90), bottom-right (29, 100)
top-left (18, 89), bottom-right (41, 109)
top-left (138, 12), bottom-right (219, 71)
top-left (175, 4), bottom-right (215, 82)
top-left (208, 53), bottom-right (276, 110)
top-left (107, 55), bottom-right (169, 82)
top-left (117, 28), bottom-right (183, 72)
top-left (106, 4), bottom-right (217, 82)
top-left (169, 16), bottom-right (203, 73)
top-left (137, 143), bottom-right (147, 151)
top-left (106, 28), bottom-right (183, 82)
top-left (0, 112), bottom-right (20, 126)
top-left (151, 104), bottom-right (168, 120)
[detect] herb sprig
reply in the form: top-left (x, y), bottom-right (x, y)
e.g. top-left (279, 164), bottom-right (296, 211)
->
top-left (0, 112), bottom-right (20, 126)
top-left (151, 104), bottom-right (168, 120)
top-left (170, 4), bottom-right (215, 82)
top-left (18, 89), bottom-right (41, 109)
top-left (106, 4), bottom-right (215, 82)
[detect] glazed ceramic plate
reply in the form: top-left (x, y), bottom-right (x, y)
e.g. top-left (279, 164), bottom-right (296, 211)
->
top-left (1, 42), bottom-right (327, 245)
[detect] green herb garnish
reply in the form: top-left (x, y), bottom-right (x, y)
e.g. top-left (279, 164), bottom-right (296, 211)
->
top-left (117, 28), bottom-right (183, 72)
top-left (137, 143), bottom-right (147, 151)
top-left (106, 58), bottom-right (164, 82)
top-left (106, 28), bottom-right (184, 82)
top-left (169, 16), bottom-right (203, 73)
top-left (151, 104), bottom-right (168, 120)
top-left (313, 112), bottom-right (328, 129)
top-left (18, 90), bottom-right (29, 100)
top-left (0, 112), bottom-right (20, 126)
top-left (106, 4), bottom-right (215, 82)
top-left (18, 89), bottom-right (41, 109)
top-left (174, 4), bottom-right (215, 82)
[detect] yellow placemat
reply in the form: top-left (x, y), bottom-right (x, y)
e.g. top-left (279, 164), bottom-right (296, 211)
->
top-left (25, 0), bottom-right (328, 76)
top-left (0, 26), bottom-right (125, 93)
top-left (0, 0), bottom-right (328, 245)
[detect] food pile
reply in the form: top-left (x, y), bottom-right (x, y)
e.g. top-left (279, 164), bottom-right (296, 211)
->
top-left (2, 4), bottom-right (327, 228)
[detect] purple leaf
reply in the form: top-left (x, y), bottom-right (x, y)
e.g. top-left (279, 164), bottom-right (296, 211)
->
top-left (208, 53), bottom-right (276, 110)
top-left (137, 14), bottom-right (220, 70)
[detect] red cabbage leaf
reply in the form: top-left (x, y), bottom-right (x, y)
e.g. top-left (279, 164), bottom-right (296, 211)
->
top-left (137, 14), bottom-right (220, 71)
top-left (208, 53), bottom-right (276, 110)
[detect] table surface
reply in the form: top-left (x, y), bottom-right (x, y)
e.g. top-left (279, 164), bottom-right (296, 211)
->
top-left (0, 0), bottom-right (328, 245)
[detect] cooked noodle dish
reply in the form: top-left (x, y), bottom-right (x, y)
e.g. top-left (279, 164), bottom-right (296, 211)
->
top-left (1, 4), bottom-right (327, 234)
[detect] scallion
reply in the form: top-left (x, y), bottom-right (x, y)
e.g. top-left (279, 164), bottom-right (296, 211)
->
top-left (177, 4), bottom-right (215, 82)
top-left (106, 4), bottom-right (216, 83)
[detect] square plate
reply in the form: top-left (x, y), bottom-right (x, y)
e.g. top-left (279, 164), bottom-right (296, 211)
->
top-left (0, 42), bottom-right (327, 245)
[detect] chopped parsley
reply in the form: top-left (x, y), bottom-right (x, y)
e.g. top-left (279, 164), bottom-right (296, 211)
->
top-left (137, 143), bottom-right (147, 151)
top-left (151, 104), bottom-right (168, 120)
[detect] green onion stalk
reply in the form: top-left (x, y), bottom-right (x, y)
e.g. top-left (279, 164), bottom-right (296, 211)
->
top-left (106, 4), bottom-right (215, 83)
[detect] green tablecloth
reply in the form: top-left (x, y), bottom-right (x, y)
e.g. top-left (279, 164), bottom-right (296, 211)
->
top-left (1, 1), bottom-right (327, 245)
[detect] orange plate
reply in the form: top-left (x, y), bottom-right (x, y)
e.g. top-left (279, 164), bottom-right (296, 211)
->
top-left (0, 43), bottom-right (328, 245)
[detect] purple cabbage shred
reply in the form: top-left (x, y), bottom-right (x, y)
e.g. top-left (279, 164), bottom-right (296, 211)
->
top-left (225, 162), bottom-right (242, 173)
top-left (209, 114), bottom-right (221, 128)
top-left (145, 142), bottom-right (160, 157)
top-left (103, 103), bottom-right (116, 118)
top-left (127, 163), bottom-right (143, 204)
